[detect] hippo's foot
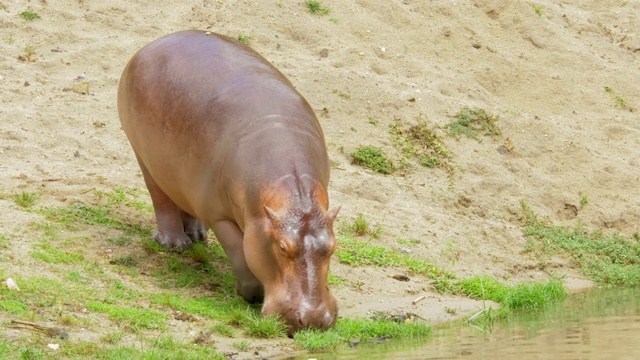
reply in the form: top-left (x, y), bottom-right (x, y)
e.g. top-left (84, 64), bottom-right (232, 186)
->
top-left (236, 280), bottom-right (264, 304)
top-left (154, 231), bottom-right (193, 250)
top-left (181, 211), bottom-right (207, 242)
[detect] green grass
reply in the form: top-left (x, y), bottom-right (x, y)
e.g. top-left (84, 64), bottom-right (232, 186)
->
top-left (212, 322), bottom-right (235, 337)
top-left (336, 236), bottom-right (453, 280)
top-left (447, 107), bottom-right (501, 140)
top-left (244, 314), bottom-right (287, 338)
top-left (305, 0), bottom-right (330, 15)
top-left (337, 236), bottom-right (566, 313)
top-left (455, 275), bottom-right (565, 309)
top-left (532, 4), bottom-right (544, 16)
top-left (294, 318), bottom-right (431, 351)
top-left (343, 213), bottom-right (381, 238)
top-left (520, 201), bottom-right (640, 286)
top-left (13, 191), bottom-right (39, 208)
top-left (604, 86), bottom-right (628, 109)
top-left (351, 146), bottom-right (394, 174)
top-left (30, 243), bottom-right (84, 264)
top-left (40, 202), bottom-right (152, 237)
top-left (85, 301), bottom-right (167, 330)
top-left (19, 11), bottom-right (40, 21)
top-left (390, 115), bottom-right (451, 171)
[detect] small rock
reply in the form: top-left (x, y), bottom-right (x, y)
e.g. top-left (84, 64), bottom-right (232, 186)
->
top-left (6, 278), bottom-right (20, 291)
top-left (47, 344), bottom-right (59, 350)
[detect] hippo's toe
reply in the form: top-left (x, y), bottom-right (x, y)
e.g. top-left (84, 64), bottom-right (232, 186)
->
top-left (154, 231), bottom-right (193, 250)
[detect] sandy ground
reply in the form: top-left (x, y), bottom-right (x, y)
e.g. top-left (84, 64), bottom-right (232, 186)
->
top-left (1, 0), bottom-right (639, 357)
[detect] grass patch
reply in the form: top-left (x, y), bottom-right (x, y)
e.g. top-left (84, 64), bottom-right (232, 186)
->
top-left (30, 243), bottom-right (84, 264)
top-left (294, 318), bottom-right (431, 351)
top-left (520, 201), bottom-right (640, 286)
top-left (305, 0), bottom-right (330, 15)
top-left (212, 322), bottom-right (235, 337)
top-left (351, 146), bottom-right (394, 174)
top-left (336, 236), bottom-right (453, 280)
top-left (455, 275), bottom-right (565, 309)
top-left (343, 213), bottom-right (381, 238)
top-left (244, 314), bottom-right (287, 338)
top-left (41, 203), bottom-right (152, 238)
top-left (86, 301), bottom-right (167, 330)
top-left (447, 107), bottom-right (501, 140)
top-left (19, 11), bottom-right (40, 21)
top-left (390, 115), bottom-right (451, 172)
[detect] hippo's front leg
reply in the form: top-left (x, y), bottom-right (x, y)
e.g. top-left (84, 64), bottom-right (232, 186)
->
top-left (212, 221), bottom-right (264, 303)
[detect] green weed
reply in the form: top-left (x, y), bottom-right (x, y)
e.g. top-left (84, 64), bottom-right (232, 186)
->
top-left (390, 115), bottom-right (451, 171)
top-left (397, 238), bottom-right (419, 246)
top-left (580, 195), bottom-right (589, 207)
top-left (604, 86), bottom-right (629, 109)
top-left (332, 89), bottom-right (351, 99)
top-left (351, 146), bottom-right (394, 174)
top-left (447, 107), bottom-right (501, 140)
top-left (19, 11), bottom-right (40, 21)
top-left (328, 274), bottom-right (349, 286)
top-left (305, 0), bottom-right (330, 15)
top-left (13, 191), bottom-right (39, 208)
top-left (344, 213), bottom-right (381, 238)
top-left (532, 4), bottom-right (544, 16)
top-left (237, 34), bottom-right (251, 45)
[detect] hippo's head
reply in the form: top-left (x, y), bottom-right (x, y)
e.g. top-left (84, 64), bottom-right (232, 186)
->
top-left (244, 184), bottom-right (339, 335)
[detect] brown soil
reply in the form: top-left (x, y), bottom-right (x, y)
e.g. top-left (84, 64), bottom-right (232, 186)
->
top-left (1, 0), bottom-right (639, 358)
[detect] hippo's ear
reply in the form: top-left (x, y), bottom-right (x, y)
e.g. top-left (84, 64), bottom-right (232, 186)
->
top-left (327, 206), bottom-right (341, 225)
top-left (264, 205), bottom-right (282, 227)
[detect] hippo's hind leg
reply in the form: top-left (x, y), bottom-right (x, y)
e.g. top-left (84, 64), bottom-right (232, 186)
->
top-left (135, 153), bottom-right (193, 250)
top-left (180, 210), bottom-right (207, 242)
top-left (212, 221), bottom-right (264, 303)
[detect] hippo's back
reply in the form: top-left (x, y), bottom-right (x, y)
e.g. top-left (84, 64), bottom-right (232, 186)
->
top-left (117, 30), bottom-right (328, 220)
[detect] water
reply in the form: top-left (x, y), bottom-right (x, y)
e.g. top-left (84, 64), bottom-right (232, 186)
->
top-left (298, 287), bottom-right (640, 359)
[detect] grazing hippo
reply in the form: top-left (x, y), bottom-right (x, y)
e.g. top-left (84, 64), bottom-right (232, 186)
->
top-left (117, 30), bottom-right (339, 334)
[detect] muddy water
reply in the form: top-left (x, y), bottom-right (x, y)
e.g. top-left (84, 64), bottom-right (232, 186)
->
top-left (300, 287), bottom-right (640, 359)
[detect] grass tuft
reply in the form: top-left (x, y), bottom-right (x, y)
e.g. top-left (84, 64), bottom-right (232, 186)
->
top-left (390, 115), bottom-right (451, 172)
top-left (351, 146), bottom-right (394, 174)
top-left (447, 107), bottom-right (501, 140)
top-left (19, 11), bottom-right (40, 21)
top-left (237, 34), bottom-right (251, 45)
top-left (13, 191), bottom-right (39, 208)
top-left (305, 0), bottom-right (330, 15)
top-left (244, 314), bottom-right (287, 338)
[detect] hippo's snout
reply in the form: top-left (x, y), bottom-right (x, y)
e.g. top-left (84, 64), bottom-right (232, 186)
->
top-left (263, 294), bottom-right (338, 336)
top-left (295, 303), bottom-right (337, 329)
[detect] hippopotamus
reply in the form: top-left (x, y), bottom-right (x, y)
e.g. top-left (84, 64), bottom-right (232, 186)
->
top-left (117, 30), bottom-right (339, 334)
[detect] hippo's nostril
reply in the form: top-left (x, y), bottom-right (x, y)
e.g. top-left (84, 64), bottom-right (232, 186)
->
top-left (297, 311), bottom-right (306, 327)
